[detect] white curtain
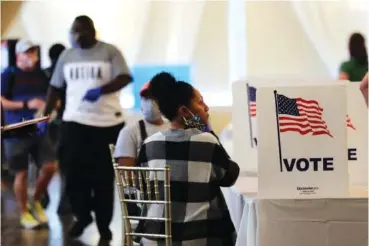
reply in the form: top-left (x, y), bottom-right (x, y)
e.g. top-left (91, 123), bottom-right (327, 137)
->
top-left (164, 0), bottom-right (205, 64)
top-left (227, 0), bottom-right (247, 84)
top-left (292, 0), bottom-right (369, 78)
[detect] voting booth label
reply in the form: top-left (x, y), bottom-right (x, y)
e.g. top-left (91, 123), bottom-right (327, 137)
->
top-left (232, 79), bottom-right (325, 173)
top-left (346, 83), bottom-right (368, 187)
top-left (257, 85), bottom-right (349, 199)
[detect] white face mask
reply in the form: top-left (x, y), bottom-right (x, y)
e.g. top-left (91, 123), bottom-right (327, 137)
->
top-left (141, 98), bottom-right (162, 122)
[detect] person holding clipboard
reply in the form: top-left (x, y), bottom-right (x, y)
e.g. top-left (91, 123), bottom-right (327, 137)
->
top-left (1, 40), bottom-right (57, 229)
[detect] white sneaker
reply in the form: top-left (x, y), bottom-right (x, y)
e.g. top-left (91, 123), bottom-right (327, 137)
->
top-left (33, 201), bottom-right (48, 224)
top-left (21, 212), bottom-right (40, 229)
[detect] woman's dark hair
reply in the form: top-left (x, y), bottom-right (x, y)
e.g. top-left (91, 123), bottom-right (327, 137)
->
top-left (349, 33), bottom-right (368, 65)
top-left (149, 72), bottom-right (194, 121)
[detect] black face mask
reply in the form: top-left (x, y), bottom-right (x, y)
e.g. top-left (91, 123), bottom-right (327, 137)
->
top-left (78, 33), bottom-right (92, 47)
top-left (70, 32), bottom-right (93, 48)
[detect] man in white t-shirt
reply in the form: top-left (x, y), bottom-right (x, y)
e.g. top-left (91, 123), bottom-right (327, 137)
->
top-left (43, 16), bottom-right (132, 242)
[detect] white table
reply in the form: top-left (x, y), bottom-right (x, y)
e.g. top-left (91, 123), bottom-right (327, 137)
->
top-left (222, 176), bottom-right (368, 246)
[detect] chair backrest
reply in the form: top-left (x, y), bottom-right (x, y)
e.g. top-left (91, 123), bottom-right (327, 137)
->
top-left (110, 145), bottom-right (172, 246)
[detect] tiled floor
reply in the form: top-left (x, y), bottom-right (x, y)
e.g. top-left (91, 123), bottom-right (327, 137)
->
top-left (1, 173), bottom-right (124, 246)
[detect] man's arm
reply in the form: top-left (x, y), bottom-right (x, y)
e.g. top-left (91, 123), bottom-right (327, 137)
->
top-left (101, 45), bottom-right (133, 94)
top-left (43, 86), bottom-right (60, 116)
top-left (1, 96), bottom-right (24, 110)
top-left (43, 51), bottom-right (67, 116)
top-left (82, 45), bottom-right (133, 102)
top-left (114, 127), bottom-right (138, 166)
top-left (360, 73), bottom-right (368, 106)
top-left (101, 74), bottom-right (132, 94)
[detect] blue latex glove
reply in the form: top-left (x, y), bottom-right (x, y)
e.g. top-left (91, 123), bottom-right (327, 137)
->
top-left (37, 121), bottom-right (48, 136)
top-left (82, 87), bottom-right (103, 102)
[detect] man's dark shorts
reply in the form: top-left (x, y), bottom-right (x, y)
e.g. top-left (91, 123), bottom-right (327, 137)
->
top-left (3, 135), bottom-right (56, 174)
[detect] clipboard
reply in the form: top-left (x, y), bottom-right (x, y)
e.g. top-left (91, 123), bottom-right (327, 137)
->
top-left (1, 116), bottom-right (49, 132)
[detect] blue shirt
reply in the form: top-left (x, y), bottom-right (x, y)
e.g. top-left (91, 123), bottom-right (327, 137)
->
top-left (1, 67), bottom-right (48, 125)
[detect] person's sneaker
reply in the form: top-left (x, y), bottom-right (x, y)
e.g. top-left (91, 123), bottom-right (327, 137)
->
top-left (33, 201), bottom-right (48, 225)
top-left (20, 212), bottom-right (40, 229)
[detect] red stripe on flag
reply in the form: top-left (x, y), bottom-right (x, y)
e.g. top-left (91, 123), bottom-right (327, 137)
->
top-left (250, 102), bottom-right (256, 117)
top-left (346, 115), bottom-right (356, 130)
top-left (279, 98), bottom-right (332, 137)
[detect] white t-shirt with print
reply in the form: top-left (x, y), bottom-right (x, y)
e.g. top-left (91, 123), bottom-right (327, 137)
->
top-left (114, 119), bottom-right (170, 158)
top-left (50, 41), bottom-right (130, 127)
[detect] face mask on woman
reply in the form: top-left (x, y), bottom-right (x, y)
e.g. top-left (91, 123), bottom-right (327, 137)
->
top-left (141, 98), bottom-right (162, 122)
top-left (182, 108), bottom-right (206, 131)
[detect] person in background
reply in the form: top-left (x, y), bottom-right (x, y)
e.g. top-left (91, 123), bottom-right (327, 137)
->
top-left (43, 15), bottom-right (132, 242)
top-left (339, 33), bottom-right (368, 81)
top-left (360, 73), bottom-right (368, 106)
top-left (0, 40), bottom-right (57, 229)
top-left (113, 81), bottom-right (170, 216)
top-left (43, 43), bottom-right (72, 214)
top-left (44, 43), bottom-right (66, 127)
top-left (44, 44), bottom-right (66, 80)
top-left (136, 72), bottom-right (239, 245)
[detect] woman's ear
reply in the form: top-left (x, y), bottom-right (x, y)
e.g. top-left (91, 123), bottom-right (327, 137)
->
top-left (178, 106), bottom-right (191, 119)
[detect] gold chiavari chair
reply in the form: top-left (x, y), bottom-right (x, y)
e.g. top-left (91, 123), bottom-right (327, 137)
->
top-left (110, 145), bottom-right (172, 246)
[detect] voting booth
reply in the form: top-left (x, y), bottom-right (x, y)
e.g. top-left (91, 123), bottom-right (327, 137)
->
top-left (232, 80), bottom-right (368, 192)
top-left (225, 79), bottom-right (368, 246)
top-left (346, 82), bottom-right (368, 186)
top-left (256, 85), bottom-right (349, 198)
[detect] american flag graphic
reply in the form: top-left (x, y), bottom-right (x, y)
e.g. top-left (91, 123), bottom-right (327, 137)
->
top-left (276, 93), bottom-right (333, 137)
top-left (346, 115), bottom-right (356, 130)
top-left (248, 86), bottom-right (257, 117)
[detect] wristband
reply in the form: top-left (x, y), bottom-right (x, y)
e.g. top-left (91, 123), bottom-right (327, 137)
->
top-left (23, 100), bottom-right (29, 110)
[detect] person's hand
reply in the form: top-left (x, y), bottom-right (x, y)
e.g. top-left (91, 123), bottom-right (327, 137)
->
top-left (27, 98), bottom-right (45, 110)
top-left (82, 87), bottom-right (103, 102)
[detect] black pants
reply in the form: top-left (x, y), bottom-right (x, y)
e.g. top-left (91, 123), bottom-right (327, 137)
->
top-left (55, 120), bottom-right (70, 212)
top-left (60, 121), bottom-right (124, 231)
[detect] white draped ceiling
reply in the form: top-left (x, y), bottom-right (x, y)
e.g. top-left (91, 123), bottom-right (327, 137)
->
top-left (13, 0), bottom-right (369, 75)
top-left (6, 0), bottom-right (368, 107)
top-left (292, 0), bottom-right (369, 78)
top-left (19, 0), bottom-right (205, 66)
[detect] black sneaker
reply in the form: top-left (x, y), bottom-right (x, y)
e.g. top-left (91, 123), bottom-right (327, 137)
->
top-left (99, 228), bottom-right (112, 241)
top-left (68, 217), bottom-right (93, 238)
